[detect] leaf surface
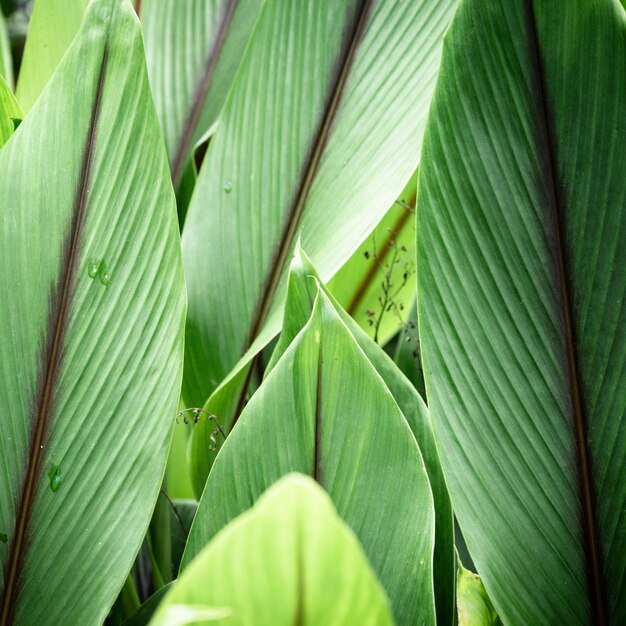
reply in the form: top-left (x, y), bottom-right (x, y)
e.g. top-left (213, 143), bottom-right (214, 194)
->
top-left (0, 75), bottom-right (21, 148)
top-left (184, 291), bottom-right (435, 625)
top-left (417, 0), bottom-right (626, 623)
top-left (0, 12), bottom-right (12, 89)
top-left (0, 1), bottom-right (185, 623)
top-left (182, 0), bottom-right (458, 407)
top-left (153, 475), bottom-right (393, 626)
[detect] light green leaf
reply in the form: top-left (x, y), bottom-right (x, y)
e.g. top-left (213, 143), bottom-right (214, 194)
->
top-left (16, 0), bottom-right (90, 112)
top-left (152, 605), bottom-right (230, 626)
top-left (0, 75), bottom-right (22, 148)
top-left (141, 0), bottom-right (263, 189)
top-left (154, 475), bottom-right (393, 626)
top-left (182, 0), bottom-right (458, 408)
top-left (329, 171), bottom-right (417, 347)
top-left (0, 11), bottom-right (13, 89)
top-left (0, 1), bottom-right (185, 623)
top-left (456, 561), bottom-right (500, 626)
top-left (183, 291), bottom-right (435, 625)
top-left (417, 0), bottom-right (625, 624)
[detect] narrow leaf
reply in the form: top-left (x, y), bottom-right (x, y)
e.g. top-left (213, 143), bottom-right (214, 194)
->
top-left (0, 1), bottom-right (185, 623)
top-left (0, 75), bottom-right (22, 148)
top-left (0, 11), bottom-right (12, 89)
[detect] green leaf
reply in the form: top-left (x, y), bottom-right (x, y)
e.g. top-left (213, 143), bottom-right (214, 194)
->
top-left (141, 0), bottom-right (263, 189)
top-left (182, 0), bottom-right (459, 408)
top-left (0, 11), bottom-right (13, 89)
top-left (0, 1), bottom-right (185, 623)
top-left (0, 74), bottom-right (22, 148)
top-left (392, 298), bottom-right (426, 400)
top-left (456, 561), bottom-right (500, 626)
top-left (16, 0), bottom-right (90, 112)
top-left (417, 1), bottom-right (626, 624)
top-left (329, 170), bottom-right (417, 347)
top-left (122, 584), bottom-right (174, 626)
top-left (153, 475), bottom-right (394, 626)
top-left (183, 291), bottom-right (435, 625)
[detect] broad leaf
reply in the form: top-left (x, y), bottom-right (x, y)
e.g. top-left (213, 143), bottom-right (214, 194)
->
top-left (0, 75), bottom-right (21, 148)
top-left (141, 0), bottom-right (263, 189)
top-left (183, 291), bottom-right (435, 625)
top-left (16, 0), bottom-right (89, 112)
top-left (417, 0), bottom-right (625, 624)
top-left (0, 1), bottom-right (185, 623)
top-left (456, 562), bottom-right (500, 626)
top-left (329, 171), bottom-right (417, 347)
top-left (182, 0), bottom-right (458, 408)
top-left (0, 12), bottom-right (12, 89)
top-left (153, 475), bottom-right (394, 626)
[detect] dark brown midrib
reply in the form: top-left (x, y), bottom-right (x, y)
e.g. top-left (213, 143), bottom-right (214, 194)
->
top-left (346, 191), bottom-right (416, 317)
top-left (525, 3), bottom-right (606, 623)
top-left (242, 0), bottom-right (374, 353)
top-left (170, 0), bottom-right (238, 188)
top-left (227, 0), bottom-right (374, 433)
top-left (0, 47), bottom-right (109, 626)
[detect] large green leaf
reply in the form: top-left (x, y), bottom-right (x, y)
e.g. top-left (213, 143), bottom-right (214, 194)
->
top-left (0, 75), bottom-right (22, 148)
top-left (183, 291), bottom-right (435, 625)
top-left (0, 1), bottom-right (185, 623)
top-left (329, 171), bottom-right (417, 347)
top-left (153, 475), bottom-right (394, 626)
top-left (417, 0), bottom-right (625, 624)
top-left (0, 11), bottom-right (12, 89)
top-left (141, 0), bottom-right (263, 189)
top-left (182, 0), bottom-right (458, 408)
top-left (16, 0), bottom-right (90, 112)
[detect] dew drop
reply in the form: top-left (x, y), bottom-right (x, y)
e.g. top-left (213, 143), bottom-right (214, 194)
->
top-left (98, 261), bottom-right (110, 286)
top-left (224, 181), bottom-right (233, 193)
top-left (48, 464), bottom-right (62, 492)
top-left (87, 260), bottom-right (99, 279)
top-left (0, 533), bottom-right (7, 544)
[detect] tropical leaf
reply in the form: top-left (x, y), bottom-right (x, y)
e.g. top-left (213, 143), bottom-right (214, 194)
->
top-left (456, 561), bottom-right (501, 626)
top-left (392, 298), bottom-right (426, 400)
top-left (0, 75), bottom-right (22, 148)
top-left (0, 11), bottom-right (12, 89)
top-left (417, 0), bottom-right (626, 624)
top-left (183, 290), bottom-right (435, 625)
top-left (16, 0), bottom-right (89, 112)
top-left (140, 0), bottom-right (263, 189)
top-left (182, 0), bottom-right (458, 408)
top-left (0, 1), bottom-right (185, 623)
top-left (152, 475), bottom-right (393, 626)
top-left (329, 170), bottom-right (417, 347)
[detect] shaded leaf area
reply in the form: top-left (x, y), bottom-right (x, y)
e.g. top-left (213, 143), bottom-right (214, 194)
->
top-left (417, 0), bottom-right (626, 624)
top-left (0, 74), bottom-right (21, 147)
top-left (184, 290), bottom-right (435, 625)
top-left (0, 1), bottom-right (185, 623)
top-left (392, 298), bottom-right (426, 400)
top-left (0, 12), bottom-right (12, 88)
top-left (15, 0), bottom-right (89, 111)
top-left (141, 0), bottom-right (263, 189)
top-left (182, 0), bottom-right (458, 409)
top-left (153, 475), bottom-right (393, 626)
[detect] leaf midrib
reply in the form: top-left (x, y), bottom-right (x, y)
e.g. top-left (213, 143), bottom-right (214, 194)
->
top-left (170, 0), bottom-right (238, 188)
top-left (525, 3), bottom-right (606, 622)
top-left (0, 41), bottom-right (110, 626)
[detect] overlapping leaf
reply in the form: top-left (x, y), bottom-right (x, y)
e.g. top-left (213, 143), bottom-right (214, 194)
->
top-left (152, 475), bottom-right (393, 626)
top-left (183, 290), bottom-right (435, 625)
top-left (417, 0), bottom-right (626, 624)
top-left (0, 75), bottom-right (21, 148)
top-left (0, 1), bottom-right (185, 623)
top-left (182, 0), bottom-right (458, 408)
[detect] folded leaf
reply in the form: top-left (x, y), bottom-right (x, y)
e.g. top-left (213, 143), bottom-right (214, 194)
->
top-left (182, 0), bottom-right (458, 408)
top-left (0, 1), bottom-right (185, 623)
top-left (456, 562), bottom-right (500, 626)
top-left (417, 0), bottom-right (625, 624)
top-left (141, 0), bottom-right (263, 189)
top-left (16, 0), bottom-right (89, 112)
top-left (0, 75), bottom-right (22, 148)
top-left (153, 475), bottom-right (394, 626)
top-left (183, 291), bottom-right (435, 625)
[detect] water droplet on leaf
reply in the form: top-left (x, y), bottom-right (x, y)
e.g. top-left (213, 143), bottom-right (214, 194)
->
top-left (224, 181), bottom-right (233, 193)
top-left (87, 260), bottom-right (99, 278)
top-left (48, 465), bottom-right (62, 492)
